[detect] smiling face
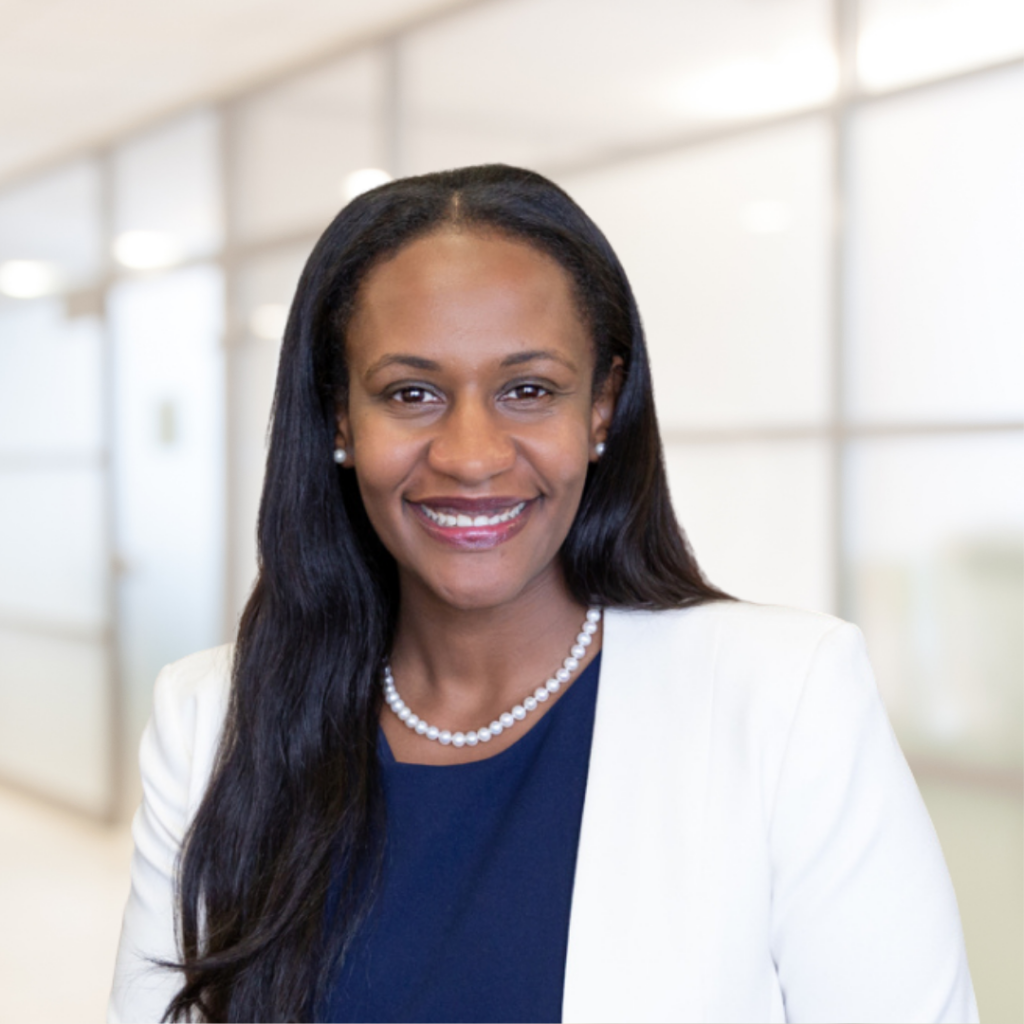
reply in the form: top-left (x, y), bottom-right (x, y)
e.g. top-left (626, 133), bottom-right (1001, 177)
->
top-left (336, 228), bottom-right (617, 613)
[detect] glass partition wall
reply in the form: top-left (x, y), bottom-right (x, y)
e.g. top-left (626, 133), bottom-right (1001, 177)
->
top-left (0, 159), bottom-right (113, 817)
top-left (0, 0), bottom-right (1020, 1012)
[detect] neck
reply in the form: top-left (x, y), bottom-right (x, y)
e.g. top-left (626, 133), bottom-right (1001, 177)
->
top-left (389, 565), bottom-right (589, 711)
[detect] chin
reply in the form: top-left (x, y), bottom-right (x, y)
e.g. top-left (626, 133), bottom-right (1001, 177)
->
top-left (430, 576), bottom-right (526, 612)
top-left (408, 556), bottom-right (556, 613)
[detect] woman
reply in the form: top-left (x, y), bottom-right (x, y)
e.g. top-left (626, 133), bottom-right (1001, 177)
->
top-left (109, 165), bottom-right (976, 1023)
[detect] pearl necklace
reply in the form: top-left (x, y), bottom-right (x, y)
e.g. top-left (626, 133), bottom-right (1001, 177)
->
top-left (383, 607), bottom-right (602, 748)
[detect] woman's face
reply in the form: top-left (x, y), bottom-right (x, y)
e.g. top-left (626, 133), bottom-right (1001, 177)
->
top-left (337, 228), bottom-right (617, 612)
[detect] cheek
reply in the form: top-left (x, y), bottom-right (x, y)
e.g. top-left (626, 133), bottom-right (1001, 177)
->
top-left (531, 422), bottom-right (592, 504)
top-left (349, 425), bottom-right (420, 526)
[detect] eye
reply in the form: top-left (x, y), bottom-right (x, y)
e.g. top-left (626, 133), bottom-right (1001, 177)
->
top-left (388, 385), bottom-right (442, 406)
top-left (502, 382), bottom-right (552, 402)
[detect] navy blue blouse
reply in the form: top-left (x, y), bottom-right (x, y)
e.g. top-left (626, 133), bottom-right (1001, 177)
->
top-left (321, 653), bottom-right (601, 1024)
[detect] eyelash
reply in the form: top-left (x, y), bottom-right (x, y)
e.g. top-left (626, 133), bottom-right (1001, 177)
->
top-left (388, 385), bottom-right (441, 405)
top-left (501, 382), bottom-right (552, 402)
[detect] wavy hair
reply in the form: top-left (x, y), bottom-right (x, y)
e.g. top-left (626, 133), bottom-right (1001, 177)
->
top-left (164, 165), bottom-right (728, 1022)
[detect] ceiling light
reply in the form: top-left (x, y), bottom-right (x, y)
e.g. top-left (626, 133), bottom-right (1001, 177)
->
top-left (113, 231), bottom-right (183, 270)
top-left (683, 43), bottom-right (837, 120)
top-left (249, 303), bottom-right (289, 341)
top-left (0, 260), bottom-right (63, 298)
top-left (342, 168), bottom-right (393, 203)
top-left (739, 201), bottom-right (792, 235)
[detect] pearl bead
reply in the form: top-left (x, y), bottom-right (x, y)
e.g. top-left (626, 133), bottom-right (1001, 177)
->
top-left (381, 607), bottom-right (601, 748)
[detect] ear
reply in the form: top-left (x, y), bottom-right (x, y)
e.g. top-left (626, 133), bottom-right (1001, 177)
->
top-left (590, 356), bottom-right (623, 459)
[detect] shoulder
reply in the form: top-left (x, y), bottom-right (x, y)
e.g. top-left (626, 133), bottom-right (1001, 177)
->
top-left (144, 642), bottom-right (234, 820)
top-left (603, 599), bottom-right (859, 693)
top-left (153, 641), bottom-right (234, 706)
top-left (605, 598), bottom-right (849, 651)
top-left (109, 644), bottom-right (233, 1023)
top-left (601, 601), bottom-right (872, 762)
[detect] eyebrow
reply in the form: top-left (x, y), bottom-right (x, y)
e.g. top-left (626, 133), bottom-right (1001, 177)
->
top-left (500, 349), bottom-right (578, 372)
top-left (364, 349), bottom-right (578, 379)
top-left (364, 354), bottom-right (441, 379)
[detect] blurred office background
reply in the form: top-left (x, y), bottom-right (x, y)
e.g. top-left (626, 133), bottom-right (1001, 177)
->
top-left (0, 0), bottom-right (1020, 1019)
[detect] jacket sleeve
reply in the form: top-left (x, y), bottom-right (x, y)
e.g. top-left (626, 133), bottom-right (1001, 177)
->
top-left (107, 662), bottom-right (195, 1024)
top-left (768, 622), bottom-right (978, 1023)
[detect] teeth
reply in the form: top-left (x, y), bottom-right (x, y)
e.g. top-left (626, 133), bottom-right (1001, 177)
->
top-left (421, 501), bottom-right (526, 528)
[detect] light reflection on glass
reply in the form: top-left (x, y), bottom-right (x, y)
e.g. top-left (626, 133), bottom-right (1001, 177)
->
top-left (859, 0), bottom-right (1024, 92)
top-left (112, 230), bottom-right (183, 270)
top-left (680, 42), bottom-right (837, 120)
top-left (0, 260), bottom-right (64, 298)
top-left (342, 167), bottom-right (392, 202)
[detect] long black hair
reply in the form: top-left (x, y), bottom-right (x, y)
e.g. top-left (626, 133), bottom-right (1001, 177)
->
top-left (165, 165), bottom-right (728, 1022)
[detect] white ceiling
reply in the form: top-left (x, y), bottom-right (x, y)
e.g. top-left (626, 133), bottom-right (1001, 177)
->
top-left (0, 0), bottom-right (470, 188)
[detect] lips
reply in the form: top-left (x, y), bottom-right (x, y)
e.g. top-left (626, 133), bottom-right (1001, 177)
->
top-left (408, 496), bottom-right (535, 549)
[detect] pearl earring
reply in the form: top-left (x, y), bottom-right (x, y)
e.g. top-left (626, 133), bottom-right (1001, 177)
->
top-left (333, 447), bottom-right (347, 464)
top-left (595, 442), bottom-right (606, 457)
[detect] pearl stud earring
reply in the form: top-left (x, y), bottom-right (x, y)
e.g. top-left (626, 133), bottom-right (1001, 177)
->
top-left (333, 447), bottom-right (347, 464)
top-left (595, 442), bottom-right (606, 457)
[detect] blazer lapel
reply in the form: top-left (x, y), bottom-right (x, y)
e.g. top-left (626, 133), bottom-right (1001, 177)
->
top-left (562, 606), bottom-right (719, 1024)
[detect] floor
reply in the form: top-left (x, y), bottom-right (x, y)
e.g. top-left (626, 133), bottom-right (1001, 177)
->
top-left (0, 778), bottom-right (1020, 1024)
top-left (0, 785), bottom-right (133, 1024)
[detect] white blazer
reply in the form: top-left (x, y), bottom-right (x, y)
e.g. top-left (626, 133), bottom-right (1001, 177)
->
top-left (109, 601), bottom-right (978, 1023)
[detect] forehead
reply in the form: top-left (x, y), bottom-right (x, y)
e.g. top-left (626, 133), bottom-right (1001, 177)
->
top-left (346, 229), bottom-right (590, 367)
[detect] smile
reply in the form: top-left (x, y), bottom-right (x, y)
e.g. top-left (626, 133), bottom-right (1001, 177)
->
top-left (419, 501), bottom-right (527, 528)
top-left (409, 497), bottom-right (535, 550)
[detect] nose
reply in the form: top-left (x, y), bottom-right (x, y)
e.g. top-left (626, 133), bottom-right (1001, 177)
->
top-left (427, 395), bottom-right (516, 484)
